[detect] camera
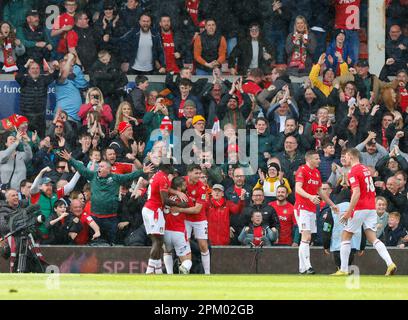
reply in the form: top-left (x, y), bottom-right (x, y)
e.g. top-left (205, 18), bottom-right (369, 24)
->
top-left (7, 204), bottom-right (45, 236)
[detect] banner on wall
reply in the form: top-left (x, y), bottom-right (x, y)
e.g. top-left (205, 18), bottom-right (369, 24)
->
top-left (0, 81), bottom-right (161, 120)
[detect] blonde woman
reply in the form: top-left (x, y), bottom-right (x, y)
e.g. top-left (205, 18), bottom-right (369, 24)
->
top-left (285, 15), bottom-right (316, 75)
top-left (114, 101), bottom-right (138, 132)
top-left (78, 87), bottom-right (113, 131)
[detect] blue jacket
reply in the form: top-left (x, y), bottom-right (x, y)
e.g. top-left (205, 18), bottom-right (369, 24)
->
top-left (325, 39), bottom-right (354, 72)
top-left (115, 27), bottom-right (165, 70)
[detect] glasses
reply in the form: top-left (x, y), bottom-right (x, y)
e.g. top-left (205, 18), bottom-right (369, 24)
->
top-left (55, 125), bottom-right (63, 129)
top-left (249, 28), bottom-right (259, 32)
top-left (315, 130), bottom-right (324, 133)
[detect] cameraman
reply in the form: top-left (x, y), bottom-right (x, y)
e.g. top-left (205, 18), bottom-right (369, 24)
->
top-left (0, 189), bottom-right (29, 237)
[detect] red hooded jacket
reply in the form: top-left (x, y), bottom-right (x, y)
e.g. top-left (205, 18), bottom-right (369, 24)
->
top-left (207, 197), bottom-right (244, 245)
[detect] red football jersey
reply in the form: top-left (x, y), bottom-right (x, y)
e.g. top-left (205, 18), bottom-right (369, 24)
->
top-left (294, 164), bottom-right (322, 213)
top-left (334, 0), bottom-right (360, 30)
top-left (164, 195), bottom-right (194, 232)
top-left (269, 201), bottom-right (296, 245)
top-left (74, 212), bottom-right (95, 245)
top-left (184, 176), bottom-right (208, 222)
top-left (186, 0), bottom-right (200, 26)
top-left (144, 171), bottom-right (170, 212)
top-left (162, 32), bottom-right (180, 73)
top-left (52, 13), bottom-right (75, 54)
top-left (111, 162), bottom-right (133, 175)
top-left (348, 163), bottom-right (376, 212)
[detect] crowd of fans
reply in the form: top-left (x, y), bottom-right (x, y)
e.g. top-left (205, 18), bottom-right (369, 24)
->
top-left (0, 0), bottom-right (408, 256)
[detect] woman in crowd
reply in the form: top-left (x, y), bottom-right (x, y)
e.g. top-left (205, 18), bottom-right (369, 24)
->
top-left (0, 21), bottom-right (25, 73)
top-left (285, 15), bottom-right (316, 76)
top-left (78, 87), bottom-right (113, 133)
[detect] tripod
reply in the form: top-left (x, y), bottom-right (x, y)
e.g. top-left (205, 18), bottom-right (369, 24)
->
top-left (250, 243), bottom-right (264, 274)
top-left (2, 222), bottom-right (46, 273)
top-left (15, 232), bottom-right (45, 273)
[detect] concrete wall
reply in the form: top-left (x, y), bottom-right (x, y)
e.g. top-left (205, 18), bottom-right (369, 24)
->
top-left (2, 246), bottom-right (407, 274)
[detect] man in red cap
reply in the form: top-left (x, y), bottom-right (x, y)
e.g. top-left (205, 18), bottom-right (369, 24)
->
top-left (109, 121), bottom-right (143, 166)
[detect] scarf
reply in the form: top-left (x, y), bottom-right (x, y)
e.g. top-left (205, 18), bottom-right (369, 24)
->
top-left (2, 38), bottom-right (17, 73)
top-left (399, 87), bottom-right (408, 113)
top-left (211, 197), bottom-right (225, 208)
top-left (252, 225), bottom-right (264, 247)
top-left (288, 32), bottom-right (308, 70)
top-left (382, 128), bottom-right (389, 150)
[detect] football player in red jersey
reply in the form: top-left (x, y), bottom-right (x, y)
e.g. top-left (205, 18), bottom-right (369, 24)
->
top-left (142, 161), bottom-right (188, 274)
top-left (333, 148), bottom-right (397, 276)
top-left (295, 150), bottom-right (339, 274)
top-left (163, 176), bottom-right (195, 274)
top-left (172, 164), bottom-right (211, 274)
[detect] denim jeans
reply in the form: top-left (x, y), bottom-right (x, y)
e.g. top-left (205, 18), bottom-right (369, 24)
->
top-left (227, 37), bottom-right (237, 57)
top-left (92, 216), bottom-right (119, 244)
top-left (344, 29), bottom-right (360, 64)
top-left (195, 68), bottom-right (212, 75)
top-left (263, 27), bottom-right (286, 64)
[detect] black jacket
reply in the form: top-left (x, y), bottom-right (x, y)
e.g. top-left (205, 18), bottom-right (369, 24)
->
top-left (125, 86), bottom-right (146, 118)
top-left (241, 202), bottom-right (280, 231)
top-left (276, 151), bottom-right (305, 188)
top-left (228, 37), bottom-right (274, 75)
top-left (94, 14), bottom-right (128, 58)
top-left (70, 26), bottom-right (98, 73)
top-left (15, 70), bottom-right (58, 115)
top-left (89, 59), bottom-right (128, 98)
top-left (109, 137), bottom-right (134, 163)
top-left (44, 212), bottom-right (82, 245)
top-left (382, 224), bottom-right (408, 247)
top-left (119, 4), bottom-right (144, 30)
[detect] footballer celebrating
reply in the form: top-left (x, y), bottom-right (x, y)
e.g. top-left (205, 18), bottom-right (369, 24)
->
top-left (163, 177), bottom-right (196, 274)
top-left (181, 164), bottom-right (211, 274)
top-left (295, 150), bottom-right (339, 274)
top-left (333, 148), bottom-right (397, 276)
top-left (142, 160), bottom-right (188, 274)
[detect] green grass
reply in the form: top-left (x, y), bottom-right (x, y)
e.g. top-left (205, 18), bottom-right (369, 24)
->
top-left (0, 274), bottom-right (407, 300)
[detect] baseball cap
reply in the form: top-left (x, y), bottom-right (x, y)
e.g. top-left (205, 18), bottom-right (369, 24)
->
top-left (26, 9), bottom-right (39, 17)
top-left (212, 184), bottom-right (224, 191)
top-left (356, 59), bottom-right (369, 68)
top-left (192, 115), bottom-right (206, 125)
top-left (184, 99), bottom-right (196, 108)
top-left (40, 177), bottom-right (53, 185)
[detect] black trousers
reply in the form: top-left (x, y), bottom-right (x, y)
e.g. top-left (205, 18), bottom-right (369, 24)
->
top-left (24, 112), bottom-right (46, 139)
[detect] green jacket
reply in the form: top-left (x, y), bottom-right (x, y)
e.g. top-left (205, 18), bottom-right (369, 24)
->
top-left (69, 159), bottom-right (145, 216)
top-left (30, 192), bottom-right (58, 236)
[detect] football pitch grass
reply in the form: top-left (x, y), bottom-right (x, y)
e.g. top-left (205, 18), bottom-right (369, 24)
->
top-left (0, 274), bottom-right (407, 300)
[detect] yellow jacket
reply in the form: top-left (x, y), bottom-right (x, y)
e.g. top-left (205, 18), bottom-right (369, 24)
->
top-left (254, 177), bottom-right (292, 198)
top-left (309, 62), bottom-right (349, 97)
